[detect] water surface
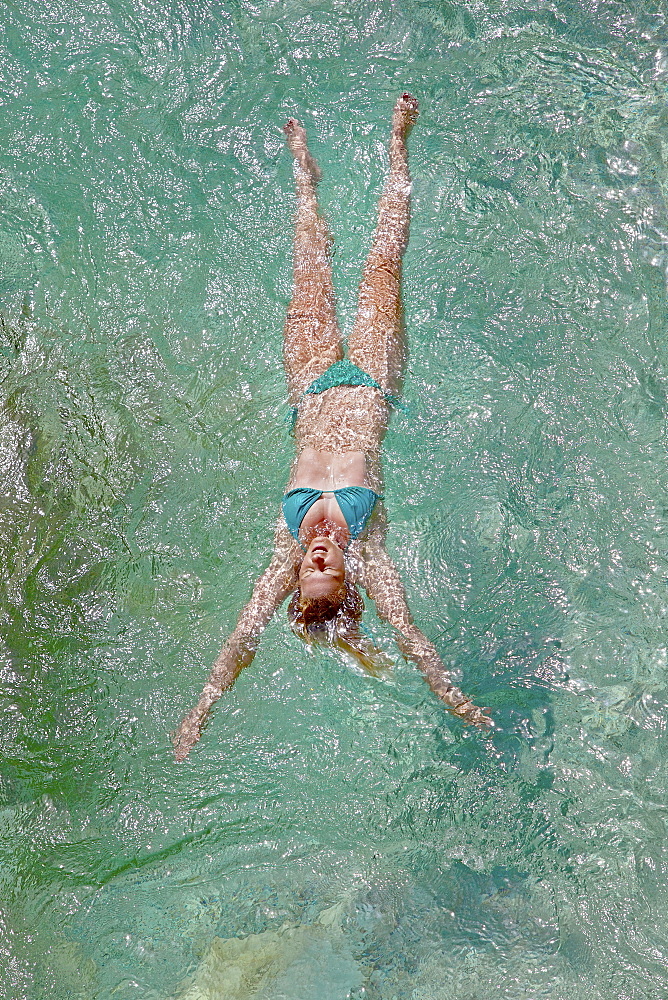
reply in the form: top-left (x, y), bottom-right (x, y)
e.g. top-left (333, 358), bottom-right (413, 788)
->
top-left (2, 1), bottom-right (668, 998)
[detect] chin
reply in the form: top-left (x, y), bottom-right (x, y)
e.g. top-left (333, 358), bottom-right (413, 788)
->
top-left (302, 522), bottom-right (348, 551)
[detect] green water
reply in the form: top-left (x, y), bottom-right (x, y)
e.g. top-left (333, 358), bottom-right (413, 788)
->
top-left (2, 1), bottom-right (668, 997)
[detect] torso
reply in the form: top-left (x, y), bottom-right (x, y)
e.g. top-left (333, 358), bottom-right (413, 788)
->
top-left (290, 447), bottom-right (368, 490)
top-left (292, 384), bottom-right (389, 461)
top-left (284, 383), bottom-right (389, 543)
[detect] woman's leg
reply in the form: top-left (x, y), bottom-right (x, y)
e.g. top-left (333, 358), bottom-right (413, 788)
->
top-left (347, 94), bottom-right (418, 395)
top-left (283, 120), bottom-right (343, 406)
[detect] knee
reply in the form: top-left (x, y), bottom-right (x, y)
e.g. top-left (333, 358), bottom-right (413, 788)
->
top-left (359, 265), bottom-right (400, 299)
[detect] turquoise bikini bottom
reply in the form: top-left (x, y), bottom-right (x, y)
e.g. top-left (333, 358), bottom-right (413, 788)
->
top-left (290, 358), bottom-right (407, 431)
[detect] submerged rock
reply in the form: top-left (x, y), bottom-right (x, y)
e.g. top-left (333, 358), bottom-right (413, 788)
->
top-left (173, 902), bottom-right (363, 1000)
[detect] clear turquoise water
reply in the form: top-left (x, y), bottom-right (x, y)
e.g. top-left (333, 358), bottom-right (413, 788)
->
top-left (2, 1), bottom-right (668, 997)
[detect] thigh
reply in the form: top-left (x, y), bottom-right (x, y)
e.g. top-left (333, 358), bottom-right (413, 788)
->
top-left (347, 254), bottom-right (406, 395)
top-left (283, 197), bottom-right (343, 403)
top-left (283, 311), bottom-right (342, 403)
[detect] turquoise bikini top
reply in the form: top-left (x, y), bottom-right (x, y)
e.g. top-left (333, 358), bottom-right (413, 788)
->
top-left (282, 486), bottom-right (381, 545)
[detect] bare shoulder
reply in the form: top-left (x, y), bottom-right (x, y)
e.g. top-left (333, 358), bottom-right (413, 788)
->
top-left (348, 518), bottom-right (389, 591)
top-left (361, 504), bottom-right (389, 553)
top-left (272, 519), bottom-right (301, 567)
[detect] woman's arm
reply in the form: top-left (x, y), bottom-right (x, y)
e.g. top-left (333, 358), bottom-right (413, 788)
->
top-left (359, 530), bottom-right (492, 726)
top-left (173, 527), bottom-right (298, 760)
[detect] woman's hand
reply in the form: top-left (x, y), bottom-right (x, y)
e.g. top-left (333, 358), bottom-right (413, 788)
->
top-left (172, 685), bottom-right (220, 761)
top-left (448, 695), bottom-right (493, 728)
top-left (423, 668), bottom-right (493, 728)
top-left (440, 684), bottom-right (493, 729)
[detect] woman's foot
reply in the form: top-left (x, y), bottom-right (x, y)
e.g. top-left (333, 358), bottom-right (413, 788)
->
top-left (283, 119), bottom-right (322, 182)
top-left (389, 93), bottom-right (418, 163)
top-left (391, 93), bottom-right (419, 141)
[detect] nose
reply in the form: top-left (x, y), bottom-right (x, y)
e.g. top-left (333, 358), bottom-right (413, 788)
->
top-left (311, 551), bottom-right (326, 570)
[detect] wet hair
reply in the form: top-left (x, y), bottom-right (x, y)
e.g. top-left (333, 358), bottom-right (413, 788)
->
top-left (288, 581), bottom-right (363, 642)
top-left (287, 581), bottom-right (385, 673)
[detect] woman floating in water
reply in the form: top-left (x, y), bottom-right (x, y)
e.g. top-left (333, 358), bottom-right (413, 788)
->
top-left (173, 94), bottom-right (491, 760)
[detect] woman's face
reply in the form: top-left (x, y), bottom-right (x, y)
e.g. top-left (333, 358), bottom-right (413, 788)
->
top-left (298, 536), bottom-right (345, 599)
